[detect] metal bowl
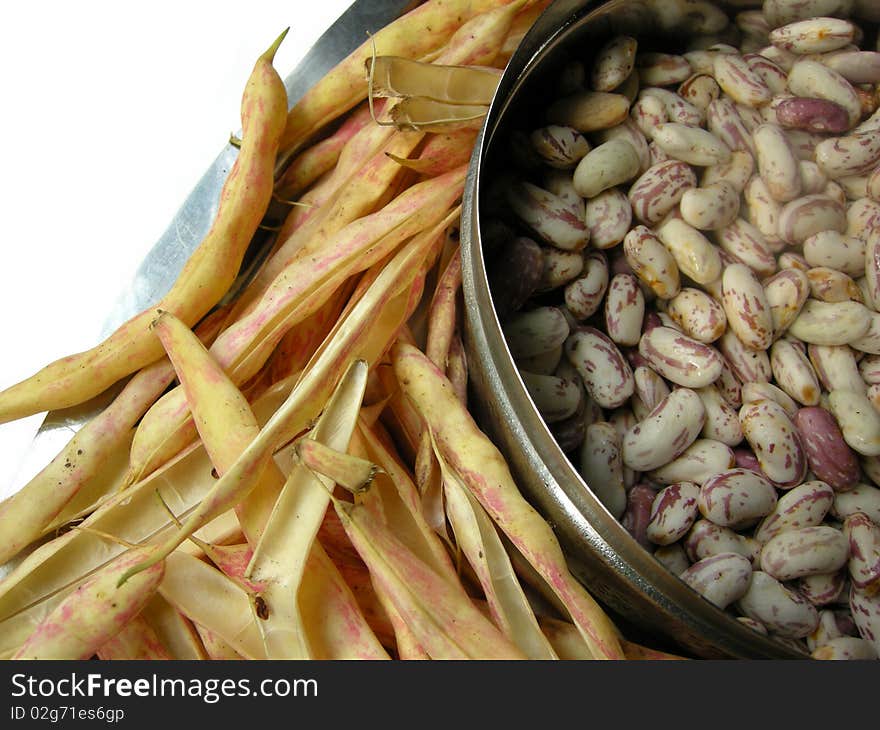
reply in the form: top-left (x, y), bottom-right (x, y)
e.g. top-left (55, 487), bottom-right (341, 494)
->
top-left (460, 0), bottom-right (809, 659)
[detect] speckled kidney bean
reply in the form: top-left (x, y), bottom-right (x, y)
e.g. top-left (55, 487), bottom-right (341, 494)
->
top-left (698, 467), bottom-right (779, 529)
top-left (754, 480), bottom-right (836, 543)
top-left (718, 328), bottom-right (773, 385)
top-left (638, 325), bottom-right (725, 388)
top-left (760, 525), bottom-right (850, 581)
top-left (753, 123), bottom-right (803, 203)
top-left (816, 131), bottom-right (880, 180)
top-left (572, 137), bottom-right (642, 199)
top-left (850, 311), bottom-right (880, 355)
top-left (742, 174), bottom-right (784, 251)
top-left (621, 482), bottom-right (658, 550)
top-left (806, 266), bottom-right (864, 304)
top-left (638, 86), bottom-right (704, 126)
top-left (773, 96), bottom-right (852, 134)
top-left (621, 387), bottom-right (706, 472)
top-left (849, 584), bottom-right (880, 655)
top-left (505, 180), bottom-right (591, 251)
top-left (808, 344), bottom-right (866, 395)
top-left (519, 370), bottom-right (582, 424)
top-left (827, 389), bottom-right (880, 456)
top-left (740, 398), bottom-right (809, 487)
top-left (735, 570), bottom-right (820, 638)
top-left (622, 224), bottom-right (681, 300)
top-left (628, 159), bottom-right (698, 225)
top-left (685, 518), bottom-right (761, 566)
top-left (633, 365), bottom-right (671, 414)
top-left (831, 481), bottom-right (880, 523)
top-left (656, 218), bottom-right (724, 286)
top-left (716, 217), bottom-right (777, 278)
top-left (679, 180), bottom-right (741, 231)
top-left (798, 571), bottom-right (847, 607)
top-left (778, 194), bottom-right (847, 246)
top-left (665, 287), bottom-right (727, 344)
top-left (590, 35), bottom-right (638, 92)
top-left (788, 300), bottom-right (873, 346)
top-left (604, 273), bottom-right (644, 346)
top-left (707, 97), bottom-right (757, 156)
top-left (763, 268), bottom-right (810, 339)
top-left (537, 246), bottom-right (584, 292)
top-left (530, 125), bottom-right (591, 169)
top-left (713, 53), bottom-right (772, 107)
top-left (579, 421), bottom-right (627, 519)
top-left (702, 150), bottom-right (756, 194)
top-left (564, 326), bottom-right (634, 409)
top-left (546, 89), bottom-right (632, 133)
top-left (584, 187), bottom-right (632, 249)
top-left (648, 438), bottom-right (737, 487)
top-left (652, 542), bottom-right (691, 575)
top-left (646, 481), bottom-right (701, 545)
top-left (770, 338), bottom-right (821, 406)
top-left (741, 381), bottom-right (800, 420)
top-left (843, 512), bottom-right (880, 591)
top-left (793, 407), bottom-right (861, 491)
top-left (678, 72), bottom-right (721, 113)
top-left (802, 230), bottom-right (866, 278)
top-left (721, 263), bottom-right (775, 351)
top-left (680, 552), bottom-right (754, 609)
top-left (504, 306), bottom-right (570, 360)
top-left (787, 59), bottom-right (862, 130)
top-left (564, 250), bottom-right (609, 321)
top-left (486, 236), bottom-right (544, 321)
top-left (696, 383), bottom-right (744, 446)
top-left (812, 635), bottom-right (879, 660)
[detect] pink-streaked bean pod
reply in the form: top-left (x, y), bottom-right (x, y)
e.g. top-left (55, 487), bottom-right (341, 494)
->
top-left (740, 398), bottom-right (809, 488)
top-left (591, 35), bottom-right (638, 92)
top-left (621, 387), bottom-right (706, 472)
top-left (793, 407), bottom-right (861, 491)
top-left (741, 381), bottom-right (800, 420)
top-left (832, 481), bottom-right (880, 523)
top-left (787, 59), bottom-right (862, 129)
top-left (753, 123), bottom-right (803, 202)
top-left (716, 218), bottom-right (777, 277)
top-left (519, 370), bottom-right (582, 424)
top-left (696, 384), bottom-right (744, 446)
top-left (638, 325), bottom-right (725, 388)
top-left (718, 328), bottom-right (773, 385)
top-left (504, 306), bottom-right (570, 359)
top-left (579, 422), bottom-right (627, 519)
top-left (843, 512), bottom-right (880, 591)
top-left (763, 268), bottom-right (810, 338)
top-left (808, 343), bottom-right (866, 394)
top-left (769, 17), bottom-right (856, 55)
top-left (685, 518), bottom-right (762, 566)
top-left (815, 131), bottom-right (880, 179)
top-left (713, 53), bottom-right (772, 107)
top-left (604, 273), bottom-right (645, 347)
top-left (628, 159), bottom-right (698, 226)
top-left (754, 480), bottom-right (836, 543)
top-left (788, 299), bottom-right (873, 346)
top-left (564, 250), bottom-right (609, 321)
top-left (698, 467), bottom-right (779, 529)
top-left (761, 525), bottom-right (850, 582)
top-left (702, 149), bottom-right (755, 193)
top-left (572, 137), bottom-right (641, 199)
top-left (564, 326), bottom-right (635, 409)
top-left (646, 481), bottom-right (701, 546)
top-left (665, 287), bottom-right (727, 344)
top-left (680, 552), bottom-right (753, 610)
top-left (679, 180), bottom-right (741, 231)
top-left (778, 194), bottom-right (847, 245)
top-left (530, 125), bottom-right (591, 169)
top-left (770, 338), bottom-right (821, 406)
top-left (505, 180), bottom-right (590, 251)
top-left (721, 263), bottom-right (775, 351)
top-left (647, 438), bottom-right (737, 487)
top-left (585, 187), bottom-right (632, 249)
top-left (827, 389), bottom-right (880, 456)
top-left (655, 217), bottom-right (723, 286)
top-left (735, 570), bottom-right (820, 638)
top-left (849, 584), bottom-right (880, 655)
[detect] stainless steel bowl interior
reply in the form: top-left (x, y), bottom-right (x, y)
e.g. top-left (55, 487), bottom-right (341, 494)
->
top-left (461, 0), bottom-right (809, 658)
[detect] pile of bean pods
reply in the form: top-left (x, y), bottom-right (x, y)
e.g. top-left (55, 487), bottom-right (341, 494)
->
top-left (483, 0), bottom-right (880, 659)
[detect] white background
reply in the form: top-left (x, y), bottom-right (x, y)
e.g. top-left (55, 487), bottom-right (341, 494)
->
top-left (0, 0), bottom-right (354, 496)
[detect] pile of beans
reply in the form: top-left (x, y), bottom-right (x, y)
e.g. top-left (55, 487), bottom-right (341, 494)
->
top-left (481, 0), bottom-right (880, 659)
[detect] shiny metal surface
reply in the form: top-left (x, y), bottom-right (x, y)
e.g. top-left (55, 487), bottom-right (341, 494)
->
top-left (12, 0), bottom-right (414, 494)
top-left (460, 0), bottom-right (808, 658)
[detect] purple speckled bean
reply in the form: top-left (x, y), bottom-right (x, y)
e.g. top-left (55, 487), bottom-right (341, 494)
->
top-left (740, 398), bottom-right (809, 488)
top-left (802, 230), bottom-right (865, 278)
top-left (591, 35), bottom-right (638, 92)
top-left (798, 571), bottom-right (847, 608)
top-left (680, 180), bottom-right (741, 231)
top-left (707, 97), bottom-right (757, 156)
top-left (716, 217), bottom-right (777, 278)
top-left (622, 483), bottom-right (658, 550)
top-left (770, 339), bottom-right (822, 407)
top-left (637, 52), bottom-right (693, 87)
top-left (778, 194), bottom-right (847, 245)
top-left (646, 481), bottom-right (701, 546)
top-left (718, 328), bottom-right (773, 385)
top-left (638, 86), bottom-right (703, 126)
top-left (564, 250), bottom-right (609, 321)
top-left (832, 481), bottom-right (880, 523)
top-left (722, 263), bottom-right (775, 351)
top-left (753, 123), bottom-right (803, 203)
top-left (564, 326), bottom-right (635, 409)
top-left (696, 383), bottom-right (744, 446)
top-left (823, 50), bottom-right (880, 84)
top-left (638, 325), bottom-right (725, 388)
top-left (816, 132), bottom-right (880, 180)
top-left (628, 159), bottom-right (698, 225)
top-left (680, 552), bottom-right (753, 609)
top-left (763, 268), bottom-right (810, 340)
top-left (788, 300), bottom-right (873, 347)
top-left (604, 273), bottom-right (645, 347)
top-left (770, 17), bottom-right (856, 55)
top-left (773, 96), bottom-right (851, 134)
top-left (742, 175), bottom-right (784, 251)
top-left (504, 306), bottom-right (570, 360)
top-left (621, 387), bottom-right (706, 472)
top-left (678, 73), bottom-right (721, 113)
top-left (788, 59), bottom-right (861, 130)
top-left (761, 525), bottom-right (850, 581)
top-left (650, 122), bottom-right (732, 166)
top-left (530, 125), bottom-right (591, 169)
top-left (519, 370), bottom-right (583, 424)
top-left (698, 467), bottom-right (778, 530)
top-left (735, 571), bottom-right (820, 638)
top-left (622, 224), bottom-right (681, 300)
top-left (585, 187), bottom-right (632, 249)
top-left (808, 344), bottom-right (866, 395)
top-left (844, 512), bottom-right (880, 592)
top-left (713, 53), bottom-right (772, 107)
top-left (505, 180), bottom-right (590, 251)
top-left (633, 365), bottom-right (671, 413)
top-left (537, 246), bottom-right (584, 292)
top-left (793, 407), bottom-right (861, 491)
top-left (741, 381), bottom-right (800, 420)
